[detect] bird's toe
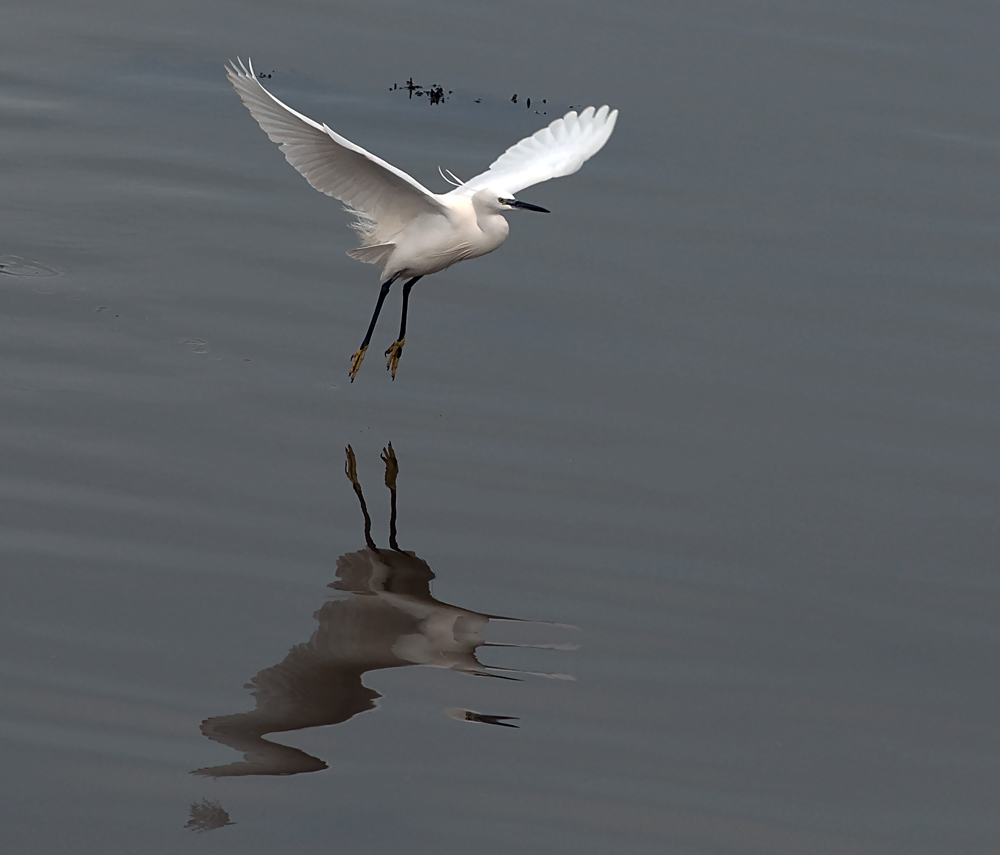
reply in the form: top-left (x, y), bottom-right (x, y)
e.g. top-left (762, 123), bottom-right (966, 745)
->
top-left (349, 346), bottom-right (368, 382)
top-left (385, 339), bottom-right (405, 380)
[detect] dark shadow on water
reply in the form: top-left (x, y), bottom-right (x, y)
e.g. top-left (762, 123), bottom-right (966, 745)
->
top-left (193, 444), bottom-right (570, 778)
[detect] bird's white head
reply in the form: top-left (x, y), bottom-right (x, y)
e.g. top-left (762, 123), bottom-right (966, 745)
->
top-left (472, 189), bottom-right (550, 215)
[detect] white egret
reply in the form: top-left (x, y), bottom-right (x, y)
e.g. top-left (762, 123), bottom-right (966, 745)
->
top-left (226, 59), bottom-right (618, 380)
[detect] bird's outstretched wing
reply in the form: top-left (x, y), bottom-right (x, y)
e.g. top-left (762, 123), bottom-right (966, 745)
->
top-left (449, 106), bottom-right (618, 198)
top-left (226, 59), bottom-right (446, 244)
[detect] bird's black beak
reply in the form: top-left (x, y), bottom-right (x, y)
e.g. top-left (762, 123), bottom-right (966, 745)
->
top-left (506, 198), bottom-right (550, 213)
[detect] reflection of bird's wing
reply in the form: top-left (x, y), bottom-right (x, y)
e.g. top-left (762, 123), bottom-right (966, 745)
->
top-left (194, 717), bottom-right (330, 777)
top-left (450, 106), bottom-right (618, 198)
top-left (226, 59), bottom-right (447, 244)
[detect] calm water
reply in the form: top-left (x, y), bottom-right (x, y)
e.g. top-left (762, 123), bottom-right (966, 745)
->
top-left (3, 2), bottom-right (999, 853)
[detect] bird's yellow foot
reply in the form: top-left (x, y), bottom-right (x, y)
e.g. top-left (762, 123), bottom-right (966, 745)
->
top-left (381, 442), bottom-right (398, 489)
top-left (349, 346), bottom-right (367, 382)
top-left (385, 338), bottom-right (405, 380)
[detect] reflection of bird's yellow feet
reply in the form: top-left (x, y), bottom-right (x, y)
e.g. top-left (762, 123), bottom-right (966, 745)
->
top-left (344, 444), bottom-right (360, 486)
top-left (385, 338), bottom-right (405, 380)
top-left (349, 346), bottom-right (367, 382)
top-left (381, 442), bottom-right (398, 490)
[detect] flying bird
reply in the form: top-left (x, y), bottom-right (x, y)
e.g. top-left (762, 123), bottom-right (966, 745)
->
top-left (226, 59), bottom-right (618, 380)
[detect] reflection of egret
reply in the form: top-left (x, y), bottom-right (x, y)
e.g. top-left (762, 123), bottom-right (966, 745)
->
top-left (226, 60), bottom-right (618, 380)
top-left (193, 444), bottom-right (570, 778)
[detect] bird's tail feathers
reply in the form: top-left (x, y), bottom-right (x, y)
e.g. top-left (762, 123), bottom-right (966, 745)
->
top-left (346, 243), bottom-right (395, 268)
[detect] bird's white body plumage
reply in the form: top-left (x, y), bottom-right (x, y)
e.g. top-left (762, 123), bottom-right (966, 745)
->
top-left (225, 59), bottom-right (617, 283)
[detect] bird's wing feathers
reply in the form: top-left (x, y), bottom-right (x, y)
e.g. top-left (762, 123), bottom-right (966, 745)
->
top-left (450, 106), bottom-right (618, 197)
top-left (226, 59), bottom-right (446, 243)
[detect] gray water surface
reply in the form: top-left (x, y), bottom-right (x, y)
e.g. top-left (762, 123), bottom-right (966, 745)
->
top-left (2, 1), bottom-right (999, 853)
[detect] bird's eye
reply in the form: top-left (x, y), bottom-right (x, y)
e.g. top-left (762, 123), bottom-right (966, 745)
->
top-left (498, 197), bottom-right (504, 204)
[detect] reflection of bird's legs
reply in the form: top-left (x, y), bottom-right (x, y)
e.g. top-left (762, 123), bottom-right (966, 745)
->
top-left (350, 274), bottom-right (399, 382)
top-left (345, 445), bottom-right (378, 551)
top-left (381, 443), bottom-right (401, 550)
top-left (385, 276), bottom-right (422, 380)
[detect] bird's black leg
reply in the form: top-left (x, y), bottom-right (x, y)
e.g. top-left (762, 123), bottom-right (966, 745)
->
top-left (397, 276), bottom-right (421, 342)
top-left (385, 275), bottom-right (422, 380)
top-left (350, 274), bottom-right (399, 381)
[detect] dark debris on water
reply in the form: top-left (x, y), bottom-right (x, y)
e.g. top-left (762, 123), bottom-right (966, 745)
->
top-left (186, 799), bottom-right (235, 833)
top-left (390, 80), bottom-right (547, 113)
top-left (390, 78), bottom-right (451, 104)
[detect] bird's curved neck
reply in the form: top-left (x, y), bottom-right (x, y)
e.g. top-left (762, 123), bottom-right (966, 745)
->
top-left (471, 196), bottom-right (510, 246)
